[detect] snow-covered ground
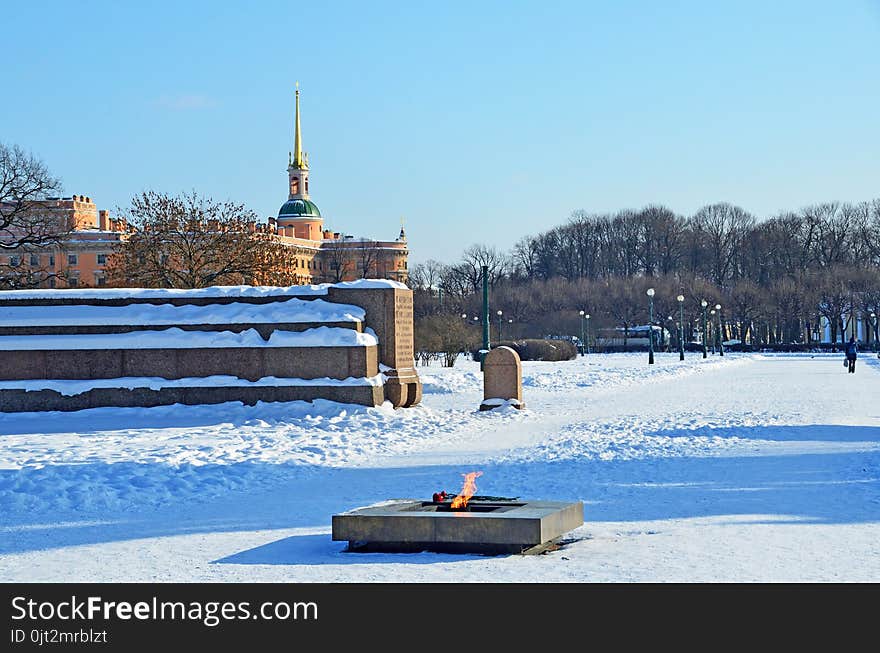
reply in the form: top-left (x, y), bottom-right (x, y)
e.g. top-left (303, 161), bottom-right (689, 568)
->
top-left (1, 351), bottom-right (878, 582)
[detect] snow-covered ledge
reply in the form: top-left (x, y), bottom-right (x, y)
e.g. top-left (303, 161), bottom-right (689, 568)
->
top-left (0, 280), bottom-right (420, 411)
top-left (0, 278), bottom-right (408, 302)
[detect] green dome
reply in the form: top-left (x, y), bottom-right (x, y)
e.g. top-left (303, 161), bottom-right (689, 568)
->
top-left (278, 198), bottom-right (321, 218)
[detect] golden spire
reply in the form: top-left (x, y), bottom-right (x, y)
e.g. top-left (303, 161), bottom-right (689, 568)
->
top-left (292, 82), bottom-right (307, 169)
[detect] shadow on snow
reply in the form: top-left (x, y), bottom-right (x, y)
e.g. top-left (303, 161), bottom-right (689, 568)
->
top-left (0, 424), bottom-right (878, 563)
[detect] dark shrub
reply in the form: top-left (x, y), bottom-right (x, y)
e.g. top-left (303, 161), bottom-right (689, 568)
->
top-left (473, 339), bottom-right (577, 361)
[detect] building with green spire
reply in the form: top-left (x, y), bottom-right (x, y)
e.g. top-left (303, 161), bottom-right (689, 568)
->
top-left (267, 85), bottom-right (409, 285)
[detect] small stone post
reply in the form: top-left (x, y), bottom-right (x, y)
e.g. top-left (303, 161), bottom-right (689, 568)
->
top-left (479, 345), bottom-right (524, 411)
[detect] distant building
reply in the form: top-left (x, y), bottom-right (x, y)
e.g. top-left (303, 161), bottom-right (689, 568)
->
top-left (0, 87), bottom-right (408, 289)
top-left (265, 85), bottom-right (409, 285)
top-left (0, 195), bottom-right (128, 288)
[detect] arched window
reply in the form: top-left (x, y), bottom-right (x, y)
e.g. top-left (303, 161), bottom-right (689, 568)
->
top-left (290, 177), bottom-right (299, 195)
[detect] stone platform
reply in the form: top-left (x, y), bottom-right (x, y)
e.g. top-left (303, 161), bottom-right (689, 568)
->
top-left (0, 280), bottom-right (422, 411)
top-left (332, 499), bottom-right (584, 555)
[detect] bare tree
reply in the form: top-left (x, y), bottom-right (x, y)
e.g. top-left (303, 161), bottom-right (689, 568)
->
top-left (866, 199), bottom-right (880, 268)
top-left (510, 235), bottom-right (539, 280)
top-left (454, 244), bottom-right (509, 292)
top-left (414, 314), bottom-right (477, 367)
top-left (690, 202), bottom-right (755, 288)
top-left (633, 205), bottom-right (683, 277)
top-left (806, 202), bottom-right (857, 268)
top-left (408, 259), bottom-right (447, 291)
top-left (727, 280), bottom-right (766, 344)
top-left (813, 267), bottom-right (856, 345)
top-left (353, 239), bottom-right (380, 279)
top-left (599, 277), bottom-right (648, 346)
top-left (322, 242), bottom-right (350, 283)
top-left (106, 191), bottom-right (293, 288)
top-left (0, 143), bottom-right (70, 288)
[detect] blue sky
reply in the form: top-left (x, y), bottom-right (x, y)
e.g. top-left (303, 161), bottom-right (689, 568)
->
top-left (3, 0), bottom-right (879, 265)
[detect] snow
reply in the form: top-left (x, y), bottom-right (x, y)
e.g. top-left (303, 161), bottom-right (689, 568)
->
top-left (0, 278), bottom-right (407, 301)
top-left (0, 298), bottom-right (365, 326)
top-left (328, 279), bottom-right (408, 290)
top-left (480, 398), bottom-right (523, 407)
top-left (0, 351), bottom-right (878, 582)
top-left (0, 374), bottom-right (385, 396)
top-left (0, 285), bottom-right (326, 300)
top-left (0, 326), bottom-right (378, 350)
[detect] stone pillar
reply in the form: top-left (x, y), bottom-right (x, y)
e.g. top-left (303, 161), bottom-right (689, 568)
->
top-left (479, 345), bottom-right (524, 411)
top-left (327, 285), bottom-right (422, 408)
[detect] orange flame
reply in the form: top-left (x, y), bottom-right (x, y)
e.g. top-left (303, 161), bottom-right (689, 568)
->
top-left (450, 471), bottom-right (483, 510)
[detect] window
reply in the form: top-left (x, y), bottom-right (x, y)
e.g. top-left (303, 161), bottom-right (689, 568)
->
top-left (97, 277), bottom-right (107, 287)
top-left (290, 177), bottom-right (299, 195)
top-left (48, 278), bottom-right (56, 288)
top-left (68, 254), bottom-right (78, 265)
top-left (30, 254), bottom-right (39, 266)
top-left (10, 256), bottom-right (20, 267)
top-left (68, 277), bottom-right (78, 287)
top-left (49, 255), bottom-right (55, 266)
top-left (97, 254), bottom-right (107, 265)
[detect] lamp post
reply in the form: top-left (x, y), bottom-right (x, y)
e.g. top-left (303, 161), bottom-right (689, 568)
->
top-left (677, 294), bottom-right (685, 361)
top-left (872, 312), bottom-right (878, 351)
top-left (710, 309), bottom-right (716, 354)
top-left (585, 314), bottom-right (591, 354)
top-left (481, 265), bottom-right (489, 371)
top-left (701, 300), bottom-right (708, 358)
top-left (497, 310), bottom-right (503, 341)
top-left (579, 310), bottom-right (585, 356)
top-left (715, 303), bottom-right (724, 356)
top-left (646, 288), bottom-right (655, 365)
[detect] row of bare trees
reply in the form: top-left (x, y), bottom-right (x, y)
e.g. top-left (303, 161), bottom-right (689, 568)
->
top-left (410, 200), bottom-right (880, 348)
top-left (414, 268), bottom-right (880, 351)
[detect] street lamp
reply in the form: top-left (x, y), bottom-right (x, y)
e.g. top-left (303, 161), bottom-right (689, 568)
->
top-left (701, 300), bottom-right (708, 358)
top-left (710, 309), bottom-right (716, 354)
top-left (677, 294), bottom-right (685, 361)
top-left (497, 310), bottom-right (503, 341)
top-left (715, 303), bottom-right (724, 357)
top-left (579, 310), bottom-right (585, 356)
top-left (872, 312), bottom-right (878, 351)
top-left (646, 288), bottom-right (655, 365)
top-left (585, 314), bottom-right (591, 354)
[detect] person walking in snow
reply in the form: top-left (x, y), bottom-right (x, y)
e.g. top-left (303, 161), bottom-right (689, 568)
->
top-left (845, 336), bottom-right (858, 373)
